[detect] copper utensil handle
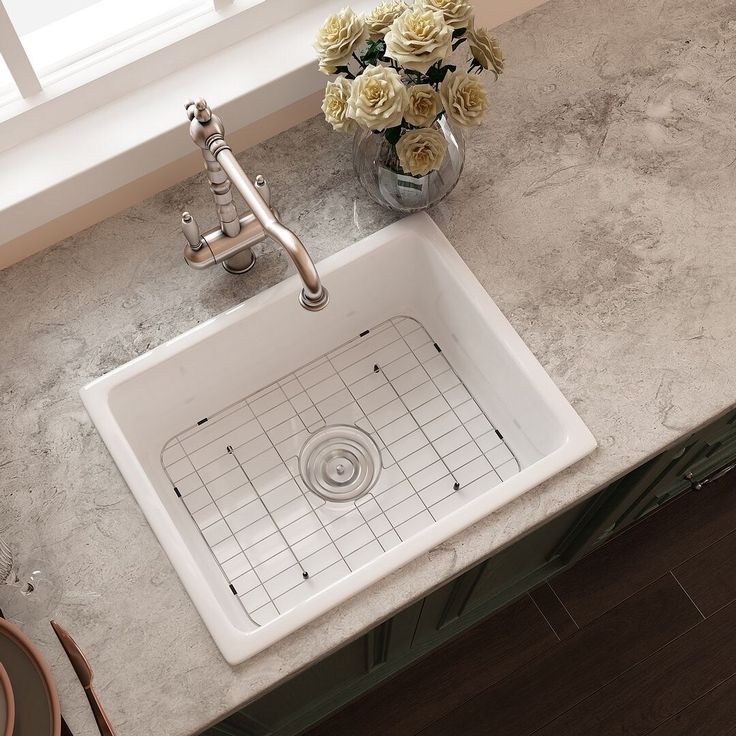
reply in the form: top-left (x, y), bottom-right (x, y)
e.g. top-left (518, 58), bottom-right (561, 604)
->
top-left (61, 715), bottom-right (74, 736)
top-left (85, 685), bottom-right (117, 736)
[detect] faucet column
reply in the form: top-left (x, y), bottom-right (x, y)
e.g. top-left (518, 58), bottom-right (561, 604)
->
top-left (202, 147), bottom-right (240, 238)
top-left (185, 98), bottom-right (255, 274)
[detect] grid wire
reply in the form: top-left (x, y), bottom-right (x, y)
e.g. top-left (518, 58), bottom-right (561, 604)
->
top-left (161, 317), bottom-right (521, 627)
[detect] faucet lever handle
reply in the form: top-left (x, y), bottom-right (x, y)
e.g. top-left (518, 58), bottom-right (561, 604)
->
top-left (181, 211), bottom-right (205, 250)
top-left (184, 98), bottom-right (212, 123)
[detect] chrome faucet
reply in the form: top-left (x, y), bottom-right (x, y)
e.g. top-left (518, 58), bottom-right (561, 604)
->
top-left (180, 98), bottom-right (329, 311)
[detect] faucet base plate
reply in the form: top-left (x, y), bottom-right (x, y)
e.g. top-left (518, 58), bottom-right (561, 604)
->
top-left (299, 287), bottom-right (330, 312)
top-left (223, 249), bottom-right (256, 274)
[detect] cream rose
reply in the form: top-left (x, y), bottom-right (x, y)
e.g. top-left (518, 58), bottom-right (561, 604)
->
top-left (363, 1), bottom-right (407, 39)
top-left (467, 25), bottom-right (504, 75)
top-left (417, 0), bottom-right (473, 30)
top-left (404, 84), bottom-right (442, 126)
top-left (322, 78), bottom-right (356, 133)
top-left (384, 8), bottom-right (453, 74)
top-left (347, 64), bottom-right (407, 130)
top-left (396, 128), bottom-right (448, 176)
top-left (314, 7), bottom-right (368, 75)
top-left (440, 71), bottom-right (488, 127)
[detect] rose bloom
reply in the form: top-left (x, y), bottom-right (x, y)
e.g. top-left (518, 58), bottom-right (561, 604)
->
top-left (384, 7), bottom-right (452, 74)
top-left (467, 25), bottom-right (504, 75)
top-left (418, 0), bottom-right (473, 30)
top-left (440, 70), bottom-right (488, 127)
top-left (404, 84), bottom-right (441, 127)
top-left (363, 1), bottom-right (407, 39)
top-left (322, 78), bottom-right (356, 133)
top-left (347, 64), bottom-right (408, 131)
top-left (396, 127), bottom-right (448, 176)
top-left (314, 7), bottom-right (368, 74)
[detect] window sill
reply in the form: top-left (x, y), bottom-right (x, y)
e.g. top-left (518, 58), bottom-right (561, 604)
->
top-left (0, 0), bottom-right (374, 265)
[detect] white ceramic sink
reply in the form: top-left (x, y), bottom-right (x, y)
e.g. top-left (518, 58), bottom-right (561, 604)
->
top-left (81, 213), bottom-right (595, 664)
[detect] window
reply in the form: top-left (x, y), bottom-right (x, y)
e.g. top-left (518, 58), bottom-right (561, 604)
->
top-left (0, 0), bottom-right (326, 143)
top-left (0, 0), bottom-right (382, 260)
top-left (0, 46), bottom-right (14, 104)
top-left (5, 0), bottom-right (209, 83)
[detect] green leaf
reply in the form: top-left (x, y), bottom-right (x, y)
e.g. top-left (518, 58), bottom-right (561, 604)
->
top-left (384, 126), bottom-right (402, 145)
top-left (452, 27), bottom-right (467, 38)
top-left (361, 38), bottom-right (388, 65)
top-left (334, 64), bottom-right (356, 79)
top-left (427, 64), bottom-right (456, 84)
top-left (426, 66), bottom-right (443, 83)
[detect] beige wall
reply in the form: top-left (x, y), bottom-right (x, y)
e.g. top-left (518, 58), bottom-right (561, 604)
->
top-left (2, 0), bottom-right (548, 269)
top-left (474, 0), bottom-right (547, 28)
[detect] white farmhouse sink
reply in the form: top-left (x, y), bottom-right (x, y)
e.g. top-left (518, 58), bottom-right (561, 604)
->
top-left (81, 213), bottom-right (595, 664)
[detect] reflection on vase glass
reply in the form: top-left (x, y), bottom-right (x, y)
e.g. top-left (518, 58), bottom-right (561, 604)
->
top-left (0, 535), bottom-right (62, 621)
top-left (353, 116), bottom-right (465, 213)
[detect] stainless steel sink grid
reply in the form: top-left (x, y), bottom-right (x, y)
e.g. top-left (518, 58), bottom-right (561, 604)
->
top-left (161, 316), bottom-right (520, 627)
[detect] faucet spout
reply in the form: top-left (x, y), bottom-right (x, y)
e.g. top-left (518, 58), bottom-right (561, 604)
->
top-left (215, 148), bottom-right (328, 310)
top-left (183, 97), bottom-right (328, 311)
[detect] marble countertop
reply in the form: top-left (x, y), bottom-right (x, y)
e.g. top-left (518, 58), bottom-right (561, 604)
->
top-left (2, 0), bottom-right (736, 733)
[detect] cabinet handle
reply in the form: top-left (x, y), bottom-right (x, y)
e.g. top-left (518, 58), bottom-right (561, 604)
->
top-left (685, 461), bottom-right (736, 491)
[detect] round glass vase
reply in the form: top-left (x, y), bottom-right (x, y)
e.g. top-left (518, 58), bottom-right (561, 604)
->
top-left (352, 116), bottom-right (465, 213)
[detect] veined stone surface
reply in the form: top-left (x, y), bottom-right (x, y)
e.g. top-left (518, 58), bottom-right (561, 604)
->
top-left (1, 0), bottom-right (735, 733)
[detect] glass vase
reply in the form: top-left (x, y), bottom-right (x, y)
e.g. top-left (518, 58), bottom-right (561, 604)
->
top-left (352, 116), bottom-right (465, 213)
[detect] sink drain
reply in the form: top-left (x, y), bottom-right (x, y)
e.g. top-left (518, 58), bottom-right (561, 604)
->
top-left (299, 425), bottom-right (382, 503)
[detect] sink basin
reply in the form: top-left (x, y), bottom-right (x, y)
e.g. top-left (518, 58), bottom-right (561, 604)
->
top-left (81, 213), bottom-right (595, 664)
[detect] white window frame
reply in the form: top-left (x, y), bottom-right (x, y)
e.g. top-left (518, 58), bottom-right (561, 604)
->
top-left (0, 0), bottom-right (379, 264)
top-left (0, 3), bottom-right (40, 98)
top-left (0, 0), bottom-right (327, 150)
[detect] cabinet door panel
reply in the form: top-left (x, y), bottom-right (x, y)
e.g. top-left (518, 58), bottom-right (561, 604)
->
top-left (366, 598), bottom-right (424, 670)
top-left (557, 408), bottom-right (736, 563)
top-left (411, 501), bottom-right (586, 647)
top-left (625, 409), bottom-right (736, 525)
top-left (462, 503), bottom-right (583, 615)
top-left (410, 566), bottom-right (487, 646)
top-left (233, 599), bottom-right (424, 735)
top-left (241, 636), bottom-right (368, 733)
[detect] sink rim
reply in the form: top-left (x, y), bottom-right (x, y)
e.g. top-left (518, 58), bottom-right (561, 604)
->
top-left (81, 213), bottom-right (596, 664)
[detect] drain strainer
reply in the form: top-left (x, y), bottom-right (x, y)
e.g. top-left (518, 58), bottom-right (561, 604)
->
top-left (299, 424), bottom-right (382, 503)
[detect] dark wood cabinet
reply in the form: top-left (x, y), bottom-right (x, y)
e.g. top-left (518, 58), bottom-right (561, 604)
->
top-left (204, 408), bottom-right (736, 736)
top-left (555, 408), bottom-right (736, 563)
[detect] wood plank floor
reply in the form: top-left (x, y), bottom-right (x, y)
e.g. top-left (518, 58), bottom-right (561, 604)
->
top-left (302, 470), bottom-right (736, 736)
